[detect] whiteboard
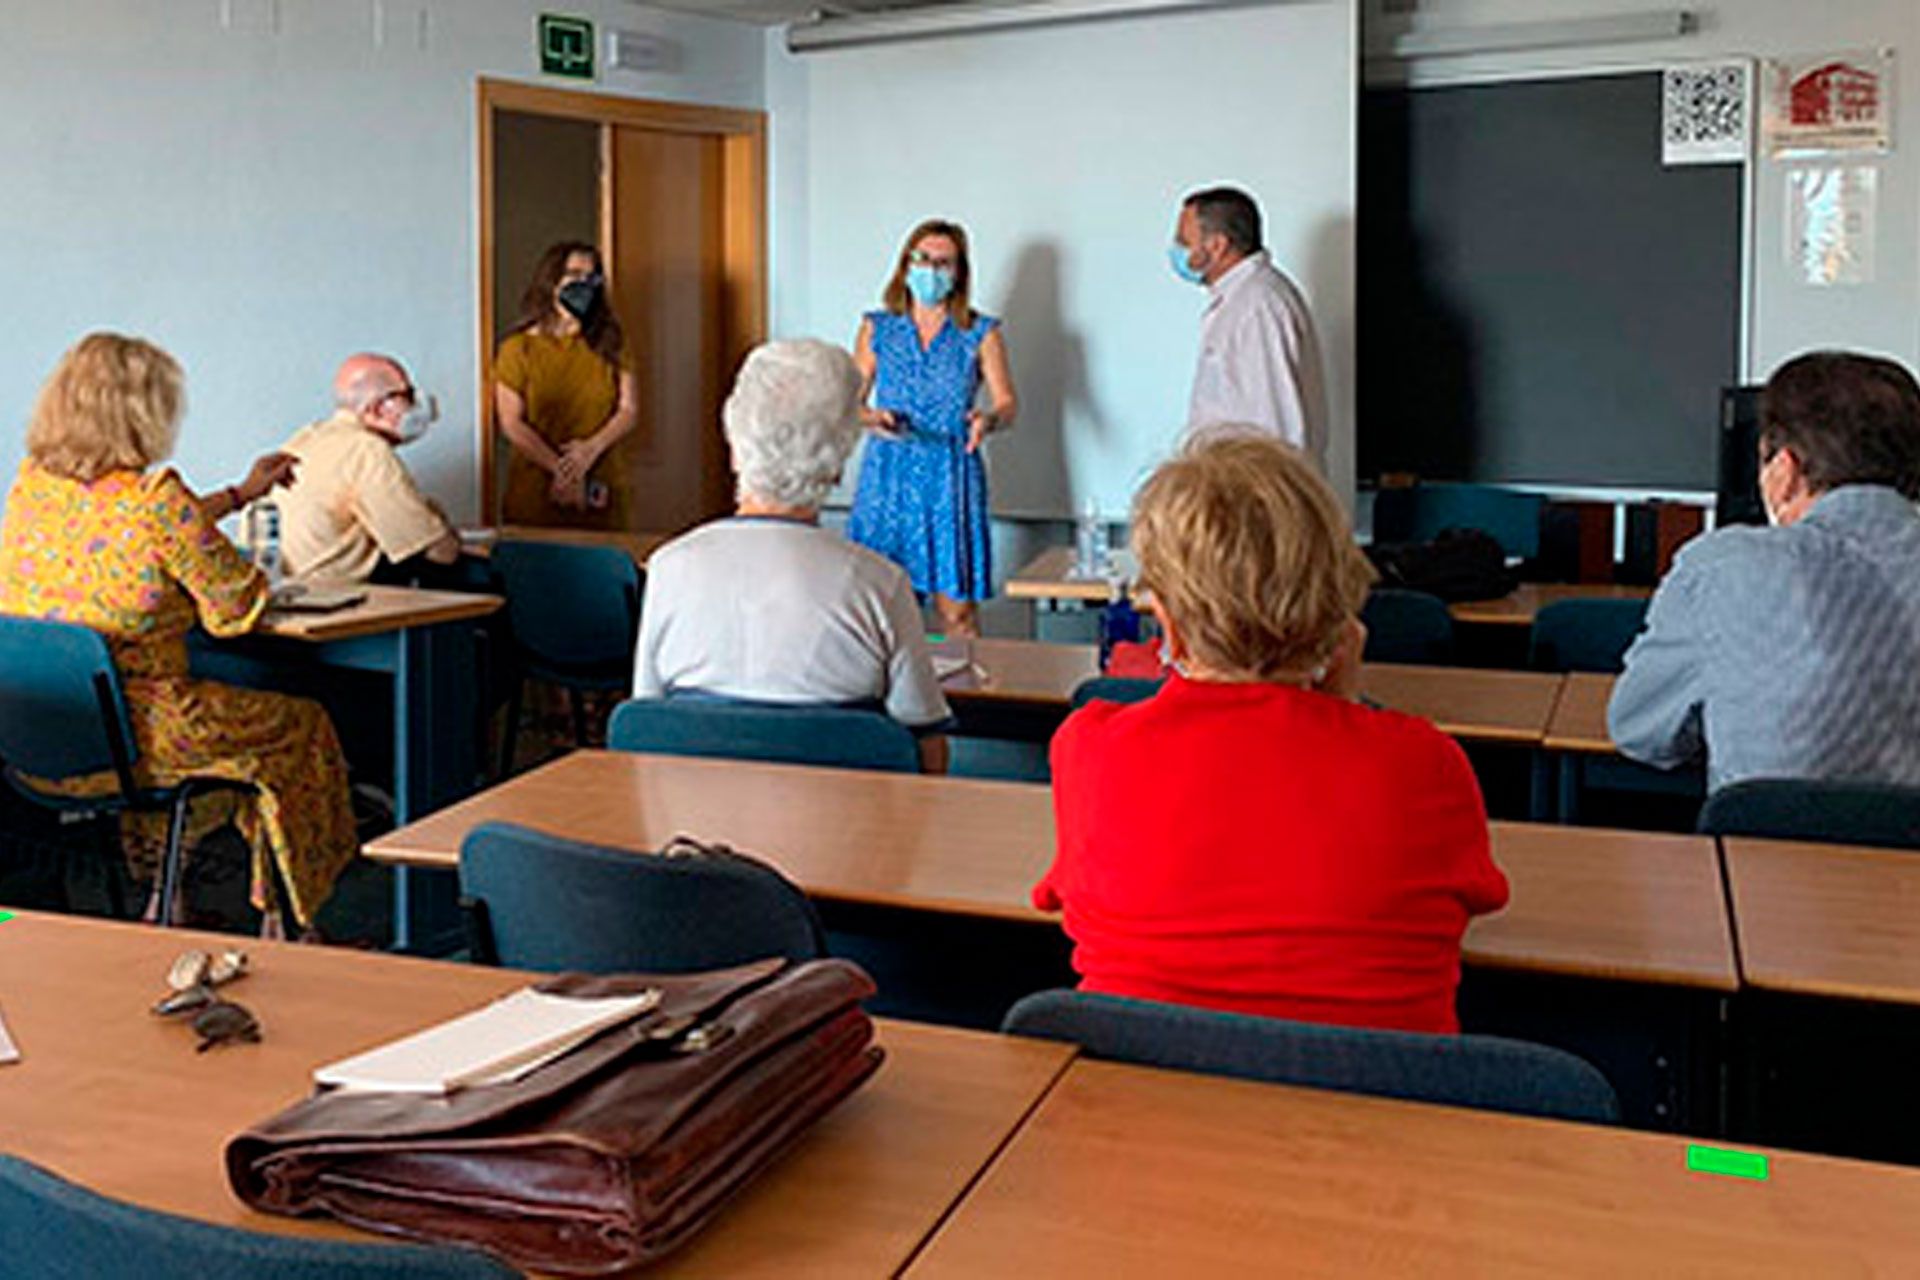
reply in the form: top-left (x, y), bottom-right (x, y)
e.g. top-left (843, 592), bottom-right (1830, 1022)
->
top-left (777, 0), bottom-right (1357, 519)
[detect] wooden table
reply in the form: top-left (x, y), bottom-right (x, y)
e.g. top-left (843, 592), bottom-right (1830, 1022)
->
top-left (945, 639), bottom-right (1563, 747)
top-left (459, 524), bottom-right (671, 568)
top-left (1003, 545), bottom-right (1138, 603)
top-left (0, 910), bottom-right (1075, 1278)
top-left (1449, 581), bottom-right (1652, 628)
top-left (1472, 823), bottom-right (1735, 991)
top-left (907, 1057), bottom-right (1920, 1278)
top-left (1723, 837), bottom-right (1920, 1005)
top-left (197, 584), bottom-right (504, 948)
top-left (1004, 547), bottom-right (1650, 629)
top-left (255, 583), bottom-right (501, 645)
top-left (1545, 671), bottom-right (1618, 755)
top-left (365, 753), bottom-right (1737, 991)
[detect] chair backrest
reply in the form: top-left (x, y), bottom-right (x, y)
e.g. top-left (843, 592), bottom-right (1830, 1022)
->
top-left (0, 1155), bottom-right (516, 1280)
top-left (0, 615), bottom-right (137, 782)
top-left (490, 539), bottom-right (642, 670)
top-left (1371, 483), bottom-right (1545, 560)
top-left (607, 697), bottom-right (921, 774)
top-left (1698, 777), bottom-right (1920, 851)
top-left (1359, 588), bottom-right (1455, 665)
top-left (1067, 676), bottom-right (1163, 709)
top-left (1003, 990), bottom-right (1619, 1124)
top-left (459, 820), bottom-right (827, 973)
top-left (1527, 598), bottom-right (1650, 673)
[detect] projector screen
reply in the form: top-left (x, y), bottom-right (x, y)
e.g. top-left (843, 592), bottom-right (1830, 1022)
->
top-left (772, 0), bottom-right (1357, 519)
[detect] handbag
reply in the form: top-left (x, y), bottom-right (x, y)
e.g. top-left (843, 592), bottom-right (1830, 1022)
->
top-left (227, 958), bottom-right (881, 1276)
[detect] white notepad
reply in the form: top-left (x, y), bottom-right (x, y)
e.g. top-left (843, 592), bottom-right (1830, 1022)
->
top-left (314, 987), bottom-right (660, 1095)
top-left (0, 1004), bottom-right (18, 1066)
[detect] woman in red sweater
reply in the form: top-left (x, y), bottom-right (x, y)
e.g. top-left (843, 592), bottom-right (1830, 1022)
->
top-left (1035, 433), bottom-right (1508, 1033)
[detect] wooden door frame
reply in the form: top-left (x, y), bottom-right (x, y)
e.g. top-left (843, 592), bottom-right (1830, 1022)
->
top-left (476, 77), bottom-right (767, 523)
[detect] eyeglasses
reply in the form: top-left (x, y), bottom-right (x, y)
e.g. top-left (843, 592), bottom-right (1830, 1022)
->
top-left (909, 250), bottom-right (959, 271)
top-left (372, 385), bottom-right (418, 413)
top-left (152, 948), bottom-right (261, 1051)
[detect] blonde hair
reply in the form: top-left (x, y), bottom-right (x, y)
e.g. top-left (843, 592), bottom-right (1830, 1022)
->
top-left (1132, 431), bottom-right (1374, 680)
top-left (27, 333), bottom-right (184, 482)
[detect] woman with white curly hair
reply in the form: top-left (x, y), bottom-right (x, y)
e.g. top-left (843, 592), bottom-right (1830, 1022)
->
top-left (632, 339), bottom-right (952, 771)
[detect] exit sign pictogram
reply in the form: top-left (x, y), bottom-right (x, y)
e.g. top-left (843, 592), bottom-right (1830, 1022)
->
top-left (539, 14), bottom-right (594, 80)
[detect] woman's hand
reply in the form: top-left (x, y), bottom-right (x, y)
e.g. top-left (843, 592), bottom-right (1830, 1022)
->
top-left (861, 407), bottom-right (901, 437)
top-left (548, 469), bottom-right (588, 508)
top-left (1315, 616), bottom-right (1368, 702)
top-left (554, 437), bottom-right (602, 487)
top-left (239, 452), bottom-right (298, 504)
top-left (965, 411), bottom-right (994, 454)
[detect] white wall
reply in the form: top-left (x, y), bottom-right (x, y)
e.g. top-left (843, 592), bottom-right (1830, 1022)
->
top-left (767, 1), bottom-right (1359, 520)
top-left (0, 0), bottom-right (764, 521)
top-left (1365, 0), bottom-right (1920, 384)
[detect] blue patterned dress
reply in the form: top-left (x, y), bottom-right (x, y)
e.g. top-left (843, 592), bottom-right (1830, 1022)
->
top-left (848, 309), bottom-right (997, 602)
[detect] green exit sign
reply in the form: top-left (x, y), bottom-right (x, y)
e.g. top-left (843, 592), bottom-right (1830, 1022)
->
top-left (539, 14), bottom-right (595, 80)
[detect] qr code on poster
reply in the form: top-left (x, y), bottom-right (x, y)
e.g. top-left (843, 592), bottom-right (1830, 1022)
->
top-left (1663, 62), bottom-right (1750, 165)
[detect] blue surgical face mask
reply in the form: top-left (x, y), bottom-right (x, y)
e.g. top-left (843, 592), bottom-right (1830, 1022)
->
top-left (906, 265), bottom-right (955, 306)
top-left (1168, 242), bottom-right (1207, 286)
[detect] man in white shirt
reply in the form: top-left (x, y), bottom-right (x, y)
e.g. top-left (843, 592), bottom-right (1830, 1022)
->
top-left (1173, 186), bottom-right (1329, 464)
top-left (275, 353), bottom-right (458, 581)
top-left (634, 339), bottom-right (953, 772)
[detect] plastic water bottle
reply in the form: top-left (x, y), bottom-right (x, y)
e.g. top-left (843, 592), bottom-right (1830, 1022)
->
top-left (247, 498), bottom-right (283, 587)
top-left (1074, 497), bottom-right (1109, 579)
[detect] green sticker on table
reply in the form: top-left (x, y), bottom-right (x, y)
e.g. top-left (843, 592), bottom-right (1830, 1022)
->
top-left (0, 910), bottom-right (13, 924)
top-left (1687, 1144), bottom-right (1769, 1181)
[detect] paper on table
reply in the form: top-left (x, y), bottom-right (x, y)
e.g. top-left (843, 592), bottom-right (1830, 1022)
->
top-left (315, 987), bottom-right (660, 1094)
top-left (0, 1004), bottom-right (18, 1065)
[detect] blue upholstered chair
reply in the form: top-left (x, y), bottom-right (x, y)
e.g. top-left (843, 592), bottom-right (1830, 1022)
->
top-left (0, 615), bottom-right (285, 925)
top-left (1528, 598), bottom-right (1651, 674)
top-left (1698, 778), bottom-right (1920, 851)
top-left (459, 820), bottom-right (826, 973)
top-left (1067, 676), bottom-right (1163, 709)
top-left (607, 697), bottom-right (922, 774)
top-left (0, 1155), bottom-right (516, 1280)
top-left (1360, 588), bottom-right (1456, 665)
top-left (491, 539), bottom-right (644, 774)
top-left (1371, 483), bottom-right (1546, 561)
top-left (1003, 990), bottom-right (1619, 1123)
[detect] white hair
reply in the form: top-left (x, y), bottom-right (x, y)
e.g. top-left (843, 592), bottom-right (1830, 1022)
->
top-left (723, 339), bottom-right (863, 508)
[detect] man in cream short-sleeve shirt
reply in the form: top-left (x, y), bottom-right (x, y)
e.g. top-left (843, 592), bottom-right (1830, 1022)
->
top-left (275, 353), bottom-right (458, 581)
top-left (633, 338), bottom-right (953, 771)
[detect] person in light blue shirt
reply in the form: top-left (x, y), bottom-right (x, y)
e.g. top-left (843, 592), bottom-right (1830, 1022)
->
top-left (1610, 351), bottom-right (1920, 793)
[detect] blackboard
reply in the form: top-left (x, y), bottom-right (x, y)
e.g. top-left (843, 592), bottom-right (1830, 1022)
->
top-left (1358, 72), bottom-right (1742, 490)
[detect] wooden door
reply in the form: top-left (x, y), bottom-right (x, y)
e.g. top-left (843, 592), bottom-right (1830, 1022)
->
top-left (607, 126), bottom-right (731, 533)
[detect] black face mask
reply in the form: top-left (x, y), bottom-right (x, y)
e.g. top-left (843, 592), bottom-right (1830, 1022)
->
top-left (557, 276), bottom-right (604, 322)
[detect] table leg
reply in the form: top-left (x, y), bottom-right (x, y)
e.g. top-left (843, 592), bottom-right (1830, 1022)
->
top-left (389, 621), bottom-right (477, 954)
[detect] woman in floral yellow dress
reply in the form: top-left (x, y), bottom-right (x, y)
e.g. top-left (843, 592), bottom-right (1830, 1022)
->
top-left (0, 333), bottom-right (358, 935)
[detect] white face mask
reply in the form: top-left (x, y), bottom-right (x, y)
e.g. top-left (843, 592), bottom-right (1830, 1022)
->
top-left (391, 393), bottom-right (439, 445)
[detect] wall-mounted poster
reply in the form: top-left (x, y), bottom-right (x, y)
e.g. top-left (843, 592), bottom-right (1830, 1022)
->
top-left (1787, 166), bottom-right (1877, 287)
top-left (1765, 50), bottom-right (1895, 156)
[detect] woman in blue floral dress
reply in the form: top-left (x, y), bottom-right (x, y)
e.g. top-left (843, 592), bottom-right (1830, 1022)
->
top-left (848, 219), bottom-right (1017, 637)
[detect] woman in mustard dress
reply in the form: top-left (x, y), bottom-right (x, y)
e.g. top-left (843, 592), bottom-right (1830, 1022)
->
top-left (0, 333), bottom-right (358, 935)
top-left (495, 241), bottom-right (641, 529)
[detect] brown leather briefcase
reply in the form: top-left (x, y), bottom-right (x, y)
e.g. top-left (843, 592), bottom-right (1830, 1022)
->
top-left (227, 958), bottom-right (882, 1275)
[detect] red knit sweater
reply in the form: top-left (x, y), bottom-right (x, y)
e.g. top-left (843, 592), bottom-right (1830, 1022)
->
top-left (1037, 674), bottom-right (1509, 1033)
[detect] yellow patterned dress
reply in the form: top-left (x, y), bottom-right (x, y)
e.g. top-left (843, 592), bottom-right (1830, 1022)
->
top-left (0, 462), bottom-right (357, 925)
